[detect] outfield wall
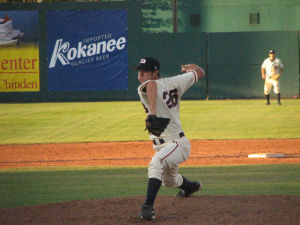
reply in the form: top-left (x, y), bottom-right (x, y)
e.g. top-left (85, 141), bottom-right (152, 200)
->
top-left (179, 0), bottom-right (300, 33)
top-left (0, 1), bottom-right (299, 102)
top-left (207, 32), bottom-right (299, 99)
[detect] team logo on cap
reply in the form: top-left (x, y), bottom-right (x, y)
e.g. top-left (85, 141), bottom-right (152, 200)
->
top-left (140, 59), bottom-right (146, 64)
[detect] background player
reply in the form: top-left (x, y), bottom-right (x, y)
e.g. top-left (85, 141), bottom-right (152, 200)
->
top-left (261, 49), bottom-right (284, 105)
top-left (136, 57), bottom-right (205, 221)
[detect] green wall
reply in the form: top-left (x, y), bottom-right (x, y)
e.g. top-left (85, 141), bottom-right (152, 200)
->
top-left (136, 33), bottom-right (207, 99)
top-left (180, 0), bottom-right (300, 33)
top-left (207, 32), bottom-right (299, 99)
top-left (0, 1), bottom-right (299, 102)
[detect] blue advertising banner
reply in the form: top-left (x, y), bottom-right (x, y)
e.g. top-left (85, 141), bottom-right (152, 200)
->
top-left (47, 10), bottom-right (128, 91)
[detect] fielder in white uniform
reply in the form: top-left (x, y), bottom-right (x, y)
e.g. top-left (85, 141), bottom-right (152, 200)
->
top-left (261, 49), bottom-right (284, 105)
top-left (136, 57), bottom-right (205, 221)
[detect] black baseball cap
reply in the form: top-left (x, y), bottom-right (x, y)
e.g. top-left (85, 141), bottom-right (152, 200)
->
top-left (269, 49), bottom-right (276, 54)
top-left (136, 57), bottom-right (160, 71)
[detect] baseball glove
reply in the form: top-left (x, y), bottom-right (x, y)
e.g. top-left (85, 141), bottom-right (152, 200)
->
top-left (145, 115), bottom-right (170, 137)
top-left (271, 73), bottom-right (281, 80)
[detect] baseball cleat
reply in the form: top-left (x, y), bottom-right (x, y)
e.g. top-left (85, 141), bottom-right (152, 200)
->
top-left (176, 181), bottom-right (202, 198)
top-left (140, 204), bottom-right (155, 221)
top-left (265, 102), bottom-right (270, 105)
top-left (278, 102), bottom-right (282, 105)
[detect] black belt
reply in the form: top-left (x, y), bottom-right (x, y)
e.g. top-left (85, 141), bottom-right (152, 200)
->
top-left (152, 132), bottom-right (185, 145)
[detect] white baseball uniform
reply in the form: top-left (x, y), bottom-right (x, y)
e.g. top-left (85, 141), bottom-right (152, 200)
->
top-left (261, 57), bottom-right (284, 95)
top-left (138, 70), bottom-right (198, 188)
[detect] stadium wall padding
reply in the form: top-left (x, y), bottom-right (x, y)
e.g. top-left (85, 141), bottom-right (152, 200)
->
top-left (0, 2), bottom-right (299, 102)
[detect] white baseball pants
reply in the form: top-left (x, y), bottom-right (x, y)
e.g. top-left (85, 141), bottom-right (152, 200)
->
top-left (148, 136), bottom-right (191, 188)
top-left (264, 77), bottom-right (280, 95)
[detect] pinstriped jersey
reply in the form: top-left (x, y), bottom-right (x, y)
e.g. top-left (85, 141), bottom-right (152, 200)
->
top-left (138, 70), bottom-right (198, 138)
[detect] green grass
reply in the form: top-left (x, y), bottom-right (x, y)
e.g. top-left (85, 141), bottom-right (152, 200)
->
top-left (1, 164), bottom-right (300, 209)
top-left (182, 99), bottom-right (300, 139)
top-left (0, 99), bottom-right (299, 144)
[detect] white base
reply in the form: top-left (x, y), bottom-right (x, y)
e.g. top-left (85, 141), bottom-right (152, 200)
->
top-left (248, 153), bottom-right (284, 158)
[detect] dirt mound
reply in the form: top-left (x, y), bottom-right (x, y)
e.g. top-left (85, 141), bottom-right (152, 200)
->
top-left (1, 195), bottom-right (300, 225)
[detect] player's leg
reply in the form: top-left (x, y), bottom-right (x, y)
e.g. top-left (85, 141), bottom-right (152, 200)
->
top-left (140, 153), bottom-right (162, 220)
top-left (145, 155), bottom-right (163, 206)
top-left (161, 165), bottom-right (202, 198)
top-left (143, 141), bottom-right (183, 203)
top-left (161, 161), bottom-right (182, 188)
top-left (264, 79), bottom-right (272, 105)
top-left (159, 138), bottom-right (202, 197)
top-left (176, 175), bottom-right (202, 198)
top-left (160, 139), bottom-right (190, 188)
top-left (141, 140), bottom-right (188, 220)
top-left (141, 139), bottom-right (193, 219)
top-left (273, 80), bottom-right (281, 105)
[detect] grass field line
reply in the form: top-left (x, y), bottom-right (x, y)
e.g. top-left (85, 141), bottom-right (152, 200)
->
top-left (1, 164), bottom-right (300, 208)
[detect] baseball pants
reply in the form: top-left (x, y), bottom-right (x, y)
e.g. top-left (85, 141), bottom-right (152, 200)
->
top-left (264, 77), bottom-right (280, 95)
top-left (148, 136), bottom-right (191, 188)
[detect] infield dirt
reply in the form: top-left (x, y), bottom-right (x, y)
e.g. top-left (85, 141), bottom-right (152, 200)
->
top-left (0, 139), bottom-right (300, 168)
top-left (0, 138), bottom-right (300, 225)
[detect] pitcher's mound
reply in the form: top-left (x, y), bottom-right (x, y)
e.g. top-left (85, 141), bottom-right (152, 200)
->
top-left (1, 195), bottom-right (300, 225)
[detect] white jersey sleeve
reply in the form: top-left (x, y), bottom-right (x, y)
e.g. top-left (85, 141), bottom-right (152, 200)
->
top-left (166, 70), bottom-right (198, 95)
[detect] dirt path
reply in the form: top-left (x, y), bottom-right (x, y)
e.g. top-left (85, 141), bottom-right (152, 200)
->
top-left (0, 139), bottom-right (299, 168)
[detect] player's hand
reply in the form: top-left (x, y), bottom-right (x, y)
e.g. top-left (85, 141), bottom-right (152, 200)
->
top-left (181, 64), bottom-right (205, 80)
top-left (181, 64), bottom-right (199, 73)
top-left (262, 74), bottom-right (266, 80)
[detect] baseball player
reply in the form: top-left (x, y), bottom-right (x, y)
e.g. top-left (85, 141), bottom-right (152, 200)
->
top-left (261, 49), bottom-right (284, 105)
top-left (136, 57), bottom-right (205, 221)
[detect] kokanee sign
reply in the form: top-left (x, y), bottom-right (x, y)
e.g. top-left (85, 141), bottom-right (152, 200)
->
top-left (49, 37), bottom-right (126, 68)
top-left (47, 10), bottom-right (128, 92)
